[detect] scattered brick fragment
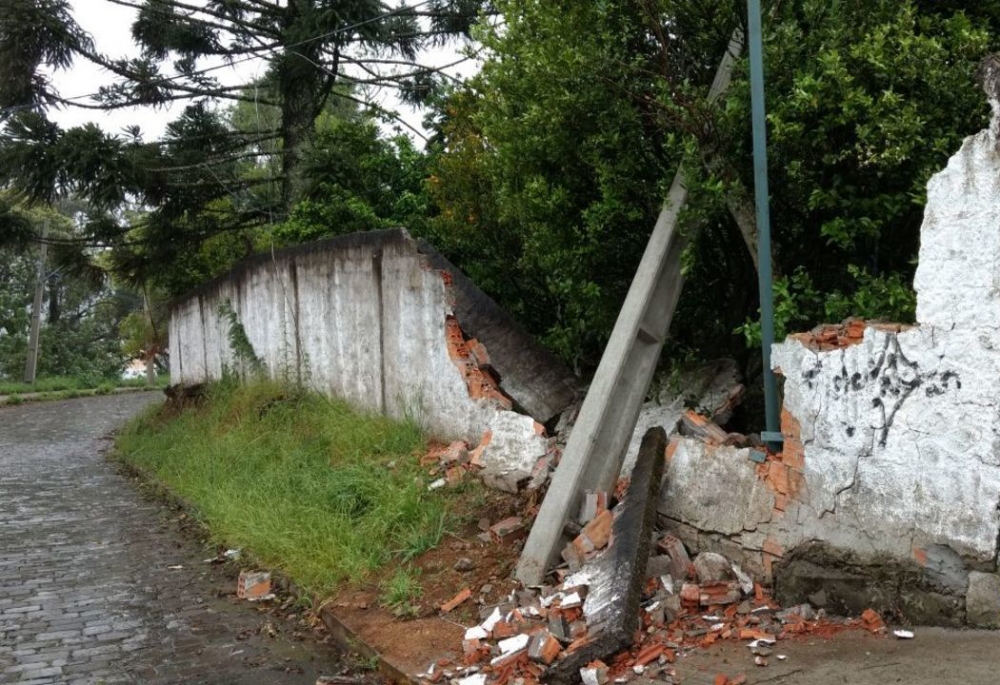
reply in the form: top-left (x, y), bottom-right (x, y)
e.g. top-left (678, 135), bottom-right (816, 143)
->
top-left (527, 631), bottom-right (561, 665)
top-left (572, 508), bottom-right (614, 558)
top-left (680, 410), bottom-right (730, 444)
top-left (489, 516), bottom-right (526, 545)
top-left (861, 607), bottom-right (886, 633)
top-left (237, 570), bottom-right (271, 600)
top-left (699, 581), bottom-right (741, 606)
top-left (441, 588), bottom-right (472, 613)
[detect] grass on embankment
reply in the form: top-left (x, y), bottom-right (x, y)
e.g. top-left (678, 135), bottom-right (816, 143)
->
top-left (115, 379), bottom-right (467, 595)
top-left (0, 375), bottom-right (169, 406)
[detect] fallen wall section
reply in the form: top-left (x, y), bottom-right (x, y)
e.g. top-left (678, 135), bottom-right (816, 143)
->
top-left (169, 229), bottom-right (577, 490)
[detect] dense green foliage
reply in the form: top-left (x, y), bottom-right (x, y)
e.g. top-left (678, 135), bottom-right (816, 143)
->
top-left (420, 0), bottom-right (997, 372)
top-left (115, 379), bottom-right (476, 593)
top-left (3, 0), bottom-right (1000, 381)
top-left (0, 199), bottom-right (139, 382)
top-left (0, 0), bottom-right (485, 289)
top-left (726, 0), bottom-right (990, 344)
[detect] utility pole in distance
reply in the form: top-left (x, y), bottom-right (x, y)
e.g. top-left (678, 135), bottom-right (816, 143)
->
top-left (23, 219), bottom-right (49, 384)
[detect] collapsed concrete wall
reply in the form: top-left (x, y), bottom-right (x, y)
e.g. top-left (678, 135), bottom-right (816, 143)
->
top-left (168, 229), bottom-right (579, 489)
top-left (658, 82), bottom-right (1000, 626)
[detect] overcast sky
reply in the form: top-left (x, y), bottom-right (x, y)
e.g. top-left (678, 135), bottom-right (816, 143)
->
top-left (47, 0), bottom-right (478, 144)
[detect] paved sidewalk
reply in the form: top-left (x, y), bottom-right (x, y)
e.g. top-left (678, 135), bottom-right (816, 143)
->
top-left (0, 393), bottom-right (348, 685)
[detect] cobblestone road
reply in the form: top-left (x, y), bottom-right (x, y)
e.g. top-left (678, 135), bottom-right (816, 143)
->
top-left (0, 393), bottom-right (348, 685)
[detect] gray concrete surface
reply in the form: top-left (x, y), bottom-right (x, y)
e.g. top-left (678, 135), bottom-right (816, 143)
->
top-left (674, 627), bottom-right (1000, 684)
top-left (0, 393), bottom-right (350, 685)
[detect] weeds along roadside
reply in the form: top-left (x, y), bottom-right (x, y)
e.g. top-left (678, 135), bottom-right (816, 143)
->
top-left (112, 377), bottom-right (485, 608)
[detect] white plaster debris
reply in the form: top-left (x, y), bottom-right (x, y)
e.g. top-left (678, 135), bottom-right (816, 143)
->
top-left (580, 667), bottom-right (605, 685)
top-left (747, 639), bottom-right (776, 649)
top-left (464, 626), bottom-right (488, 641)
top-left (560, 591), bottom-right (583, 608)
top-left (497, 634), bottom-right (530, 655)
top-left (732, 563), bottom-right (754, 596)
top-left (458, 674), bottom-right (487, 685)
top-left (538, 592), bottom-right (562, 608)
top-left (479, 607), bottom-right (502, 633)
top-left (894, 630), bottom-right (915, 640)
top-left (428, 478), bottom-right (447, 491)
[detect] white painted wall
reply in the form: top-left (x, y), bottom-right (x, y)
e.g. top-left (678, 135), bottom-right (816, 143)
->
top-left (169, 230), bottom-right (549, 486)
top-left (658, 91), bottom-right (1000, 589)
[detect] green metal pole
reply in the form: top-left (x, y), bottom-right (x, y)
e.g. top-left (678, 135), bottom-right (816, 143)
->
top-left (747, 0), bottom-right (782, 445)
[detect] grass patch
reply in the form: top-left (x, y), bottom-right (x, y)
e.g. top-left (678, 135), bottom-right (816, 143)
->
top-left (115, 378), bottom-right (463, 595)
top-left (380, 566), bottom-right (423, 617)
top-left (0, 374), bottom-right (167, 396)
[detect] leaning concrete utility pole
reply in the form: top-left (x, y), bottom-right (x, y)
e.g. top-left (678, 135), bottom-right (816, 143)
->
top-left (23, 220), bottom-right (49, 384)
top-left (515, 32), bottom-right (745, 586)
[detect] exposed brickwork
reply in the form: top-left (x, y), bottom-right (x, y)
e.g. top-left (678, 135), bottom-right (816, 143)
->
top-left (0, 394), bottom-right (346, 685)
top-left (444, 316), bottom-right (514, 410)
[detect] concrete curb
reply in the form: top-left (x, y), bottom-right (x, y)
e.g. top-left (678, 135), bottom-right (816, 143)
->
top-left (318, 607), bottom-right (420, 685)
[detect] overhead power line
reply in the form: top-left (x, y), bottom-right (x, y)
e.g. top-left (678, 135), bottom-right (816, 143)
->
top-left (0, 0), bottom-right (438, 118)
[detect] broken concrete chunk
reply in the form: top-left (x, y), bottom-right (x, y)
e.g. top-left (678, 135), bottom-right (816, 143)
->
top-left (657, 535), bottom-right (693, 581)
top-left (561, 542), bottom-right (585, 572)
top-left (579, 661), bottom-right (609, 685)
top-left (579, 491), bottom-right (609, 525)
top-left (645, 555), bottom-right (673, 582)
top-left (693, 553), bottom-right (734, 583)
top-left (966, 571), bottom-right (1000, 628)
top-left (454, 558), bottom-right (476, 573)
top-left (776, 603), bottom-right (816, 623)
top-left (549, 614), bottom-right (572, 643)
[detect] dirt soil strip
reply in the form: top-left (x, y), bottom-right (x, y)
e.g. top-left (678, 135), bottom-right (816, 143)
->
top-left (319, 608), bottom-right (426, 685)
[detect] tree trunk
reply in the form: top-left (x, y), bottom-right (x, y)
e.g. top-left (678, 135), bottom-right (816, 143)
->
top-left (277, 1), bottom-right (328, 212)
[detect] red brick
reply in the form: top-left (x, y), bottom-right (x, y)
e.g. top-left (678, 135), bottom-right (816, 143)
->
top-left (490, 516), bottom-right (526, 545)
top-left (527, 631), bottom-right (561, 665)
top-left (237, 571), bottom-right (271, 600)
top-left (440, 588), bottom-right (471, 613)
